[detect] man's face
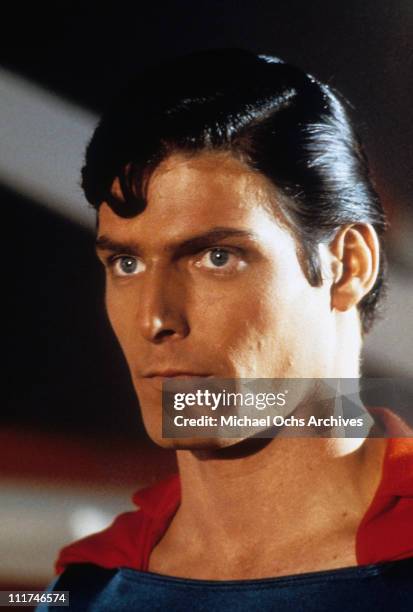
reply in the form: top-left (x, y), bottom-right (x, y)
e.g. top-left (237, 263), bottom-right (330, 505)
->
top-left (96, 152), bottom-right (337, 448)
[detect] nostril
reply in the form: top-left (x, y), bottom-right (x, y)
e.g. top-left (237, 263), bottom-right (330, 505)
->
top-left (153, 328), bottom-right (177, 342)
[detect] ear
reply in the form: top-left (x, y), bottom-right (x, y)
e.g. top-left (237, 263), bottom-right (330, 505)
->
top-left (329, 224), bottom-right (380, 312)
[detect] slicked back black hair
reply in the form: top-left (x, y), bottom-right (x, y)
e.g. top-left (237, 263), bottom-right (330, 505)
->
top-left (82, 48), bottom-right (387, 333)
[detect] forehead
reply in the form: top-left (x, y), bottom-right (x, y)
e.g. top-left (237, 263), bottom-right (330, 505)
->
top-left (98, 152), bottom-right (285, 240)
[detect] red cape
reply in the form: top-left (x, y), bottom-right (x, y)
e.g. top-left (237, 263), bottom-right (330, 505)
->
top-left (56, 408), bottom-right (413, 574)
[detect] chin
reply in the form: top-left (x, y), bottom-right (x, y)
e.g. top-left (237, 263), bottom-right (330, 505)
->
top-left (148, 434), bottom-right (246, 451)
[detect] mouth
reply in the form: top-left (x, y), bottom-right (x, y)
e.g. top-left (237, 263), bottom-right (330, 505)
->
top-left (144, 370), bottom-right (213, 379)
top-left (138, 371), bottom-right (214, 392)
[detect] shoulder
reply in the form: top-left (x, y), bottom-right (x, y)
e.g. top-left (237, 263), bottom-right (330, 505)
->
top-left (357, 432), bottom-right (413, 565)
top-left (36, 564), bottom-right (118, 612)
top-left (55, 473), bottom-right (180, 574)
top-left (56, 508), bottom-right (148, 574)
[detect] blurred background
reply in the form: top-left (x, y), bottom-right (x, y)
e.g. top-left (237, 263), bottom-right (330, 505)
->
top-left (1, 0), bottom-right (412, 592)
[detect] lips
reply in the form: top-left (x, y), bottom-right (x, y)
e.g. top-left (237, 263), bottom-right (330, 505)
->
top-left (138, 370), bottom-right (213, 391)
top-left (144, 371), bottom-right (212, 378)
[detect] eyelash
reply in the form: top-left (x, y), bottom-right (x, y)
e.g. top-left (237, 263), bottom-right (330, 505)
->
top-left (106, 255), bottom-right (144, 277)
top-left (194, 247), bottom-right (244, 273)
top-left (105, 246), bottom-right (246, 277)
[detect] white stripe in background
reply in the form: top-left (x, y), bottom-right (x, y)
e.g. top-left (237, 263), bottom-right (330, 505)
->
top-left (0, 479), bottom-right (137, 584)
top-left (363, 264), bottom-right (413, 376)
top-left (0, 67), bottom-right (97, 228)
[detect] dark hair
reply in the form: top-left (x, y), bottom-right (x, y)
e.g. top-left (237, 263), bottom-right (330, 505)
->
top-left (82, 48), bottom-right (387, 334)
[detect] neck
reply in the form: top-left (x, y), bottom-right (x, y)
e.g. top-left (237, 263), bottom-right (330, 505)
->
top-left (333, 309), bottom-right (363, 377)
top-left (175, 435), bottom-right (384, 546)
top-left (148, 432), bottom-right (387, 581)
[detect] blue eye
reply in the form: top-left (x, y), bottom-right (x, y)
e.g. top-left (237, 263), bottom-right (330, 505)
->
top-left (194, 247), bottom-right (246, 274)
top-left (112, 256), bottom-right (143, 276)
top-left (209, 249), bottom-right (230, 267)
top-left (120, 257), bottom-right (138, 273)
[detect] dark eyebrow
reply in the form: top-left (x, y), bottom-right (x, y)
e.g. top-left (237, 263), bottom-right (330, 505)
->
top-left (95, 227), bottom-right (257, 257)
top-left (174, 228), bottom-right (257, 257)
top-left (95, 235), bottom-right (142, 256)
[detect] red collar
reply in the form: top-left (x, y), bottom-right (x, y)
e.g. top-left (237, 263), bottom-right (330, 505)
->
top-left (57, 408), bottom-right (413, 573)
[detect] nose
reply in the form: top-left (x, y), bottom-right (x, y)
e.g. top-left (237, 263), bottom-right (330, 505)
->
top-left (138, 267), bottom-right (190, 343)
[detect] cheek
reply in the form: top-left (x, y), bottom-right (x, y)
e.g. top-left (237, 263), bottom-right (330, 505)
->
top-left (192, 278), bottom-right (284, 360)
top-left (195, 272), bottom-right (331, 377)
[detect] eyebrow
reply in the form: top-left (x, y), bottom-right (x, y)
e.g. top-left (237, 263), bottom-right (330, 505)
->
top-left (95, 227), bottom-right (257, 258)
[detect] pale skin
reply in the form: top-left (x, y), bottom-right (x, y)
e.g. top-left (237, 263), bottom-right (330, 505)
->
top-left (96, 151), bottom-right (387, 580)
